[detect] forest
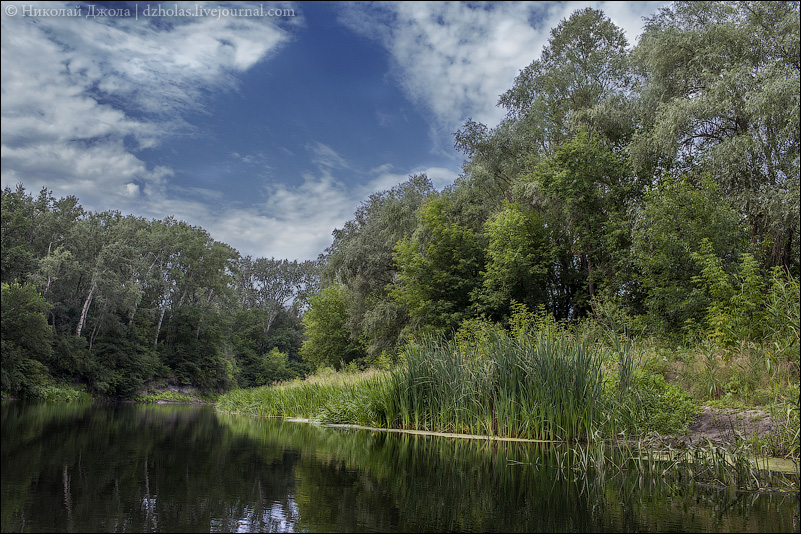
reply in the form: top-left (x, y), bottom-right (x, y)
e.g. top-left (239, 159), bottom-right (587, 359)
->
top-left (2, 0), bottom-right (799, 428)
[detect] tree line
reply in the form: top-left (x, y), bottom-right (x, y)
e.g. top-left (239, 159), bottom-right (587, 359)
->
top-left (2, 2), bottom-right (799, 398)
top-left (302, 2), bottom-right (799, 368)
top-left (1, 186), bottom-right (319, 398)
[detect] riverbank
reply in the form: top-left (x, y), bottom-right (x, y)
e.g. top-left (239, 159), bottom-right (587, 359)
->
top-left (131, 383), bottom-right (218, 405)
top-left (216, 325), bottom-right (799, 461)
top-left (232, 402), bottom-right (801, 490)
top-left (1, 382), bottom-right (217, 405)
top-left (216, 375), bottom-right (798, 464)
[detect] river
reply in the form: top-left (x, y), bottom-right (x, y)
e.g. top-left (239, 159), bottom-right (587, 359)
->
top-left (1, 402), bottom-right (797, 532)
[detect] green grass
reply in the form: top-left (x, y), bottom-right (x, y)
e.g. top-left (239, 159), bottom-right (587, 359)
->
top-left (217, 317), bottom-right (797, 462)
top-left (219, 325), bottom-right (612, 442)
top-left (214, 320), bottom-right (799, 490)
top-left (216, 367), bottom-right (390, 424)
top-left (132, 390), bottom-right (217, 404)
top-left (36, 384), bottom-right (93, 403)
top-left (1, 383), bottom-right (93, 403)
top-left (377, 325), bottom-right (607, 441)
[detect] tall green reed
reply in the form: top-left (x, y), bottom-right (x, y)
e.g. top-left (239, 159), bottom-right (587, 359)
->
top-left (220, 322), bottom-right (608, 442)
top-left (383, 324), bottom-right (606, 442)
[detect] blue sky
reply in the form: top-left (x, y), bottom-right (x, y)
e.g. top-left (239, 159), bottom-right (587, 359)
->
top-left (1, 1), bottom-right (667, 261)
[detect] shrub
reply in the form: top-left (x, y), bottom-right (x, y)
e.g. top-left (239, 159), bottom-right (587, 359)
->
top-left (631, 372), bottom-right (698, 434)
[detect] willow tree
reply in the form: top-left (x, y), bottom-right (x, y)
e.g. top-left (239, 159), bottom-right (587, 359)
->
top-left (455, 7), bottom-right (634, 196)
top-left (321, 174), bottom-right (434, 358)
top-left (631, 0), bottom-right (800, 272)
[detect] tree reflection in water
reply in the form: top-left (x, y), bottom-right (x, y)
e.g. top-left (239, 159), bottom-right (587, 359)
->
top-left (1, 402), bottom-right (797, 533)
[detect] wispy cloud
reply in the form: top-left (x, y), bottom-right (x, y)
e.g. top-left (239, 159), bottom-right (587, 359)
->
top-left (337, 1), bottom-right (667, 151)
top-left (337, 1), bottom-right (549, 150)
top-left (1, 1), bottom-right (665, 263)
top-left (199, 146), bottom-right (459, 261)
top-left (1, 0), bottom-right (298, 210)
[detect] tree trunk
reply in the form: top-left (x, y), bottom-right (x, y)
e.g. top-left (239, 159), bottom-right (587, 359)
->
top-left (89, 322), bottom-right (99, 351)
top-left (154, 306), bottom-right (166, 347)
top-left (76, 282), bottom-right (95, 337)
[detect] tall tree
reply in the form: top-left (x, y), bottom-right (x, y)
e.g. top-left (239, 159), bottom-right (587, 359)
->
top-left (1, 282), bottom-right (53, 398)
top-left (238, 256), bottom-right (318, 332)
top-left (455, 7), bottom-right (633, 195)
top-left (473, 203), bottom-right (551, 321)
top-left (515, 132), bottom-right (638, 317)
top-left (300, 283), bottom-right (365, 370)
top-left (321, 174), bottom-right (434, 357)
top-left (631, 0), bottom-right (800, 271)
top-left (392, 197), bottom-right (484, 337)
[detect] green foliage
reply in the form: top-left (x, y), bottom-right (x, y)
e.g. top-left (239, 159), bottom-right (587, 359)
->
top-left (631, 176), bottom-right (745, 335)
top-left (630, 372), bottom-right (698, 435)
top-left (515, 132), bottom-right (638, 318)
top-left (3, 2), bottom-right (799, 417)
top-left (257, 347), bottom-right (292, 385)
top-left (301, 284), bottom-right (365, 370)
top-left (392, 197), bottom-right (484, 337)
top-left (765, 267), bottom-right (801, 361)
top-left (321, 174), bottom-right (434, 359)
top-left (631, 1), bottom-right (800, 271)
top-left (768, 383), bottom-right (800, 458)
top-left (692, 240), bottom-right (766, 346)
top-left (692, 241), bottom-right (800, 358)
top-left (0, 185), bottom-right (312, 398)
top-left (497, 7), bottom-right (632, 153)
top-left (132, 389), bottom-right (214, 404)
top-left (453, 316), bottom-right (504, 349)
top-left (1, 282), bottom-right (53, 398)
top-left (161, 306), bottom-right (230, 391)
top-left (216, 368), bottom-right (387, 422)
top-left (456, 7), bottom-right (634, 204)
top-left (473, 204), bottom-right (551, 320)
top-left (230, 308), bottom-right (306, 388)
top-left (215, 4), bottom-right (799, 470)
top-left (379, 326), bottom-right (607, 441)
top-left (35, 385), bottom-right (93, 403)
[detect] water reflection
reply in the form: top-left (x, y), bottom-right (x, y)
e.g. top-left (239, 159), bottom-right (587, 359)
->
top-left (220, 414), bottom-right (799, 533)
top-left (1, 402), bottom-right (797, 533)
top-left (2, 403), bottom-right (302, 533)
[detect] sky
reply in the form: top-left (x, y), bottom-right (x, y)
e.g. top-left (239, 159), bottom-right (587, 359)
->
top-left (1, 1), bottom-right (668, 262)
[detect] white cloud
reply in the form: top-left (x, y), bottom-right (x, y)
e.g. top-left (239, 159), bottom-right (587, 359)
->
top-left (365, 166), bottom-right (457, 194)
top-left (1, 0), bottom-right (297, 212)
top-left (338, 1), bottom-right (548, 148)
top-left (337, 0), bottom-right (668, 150)
top-left (1, 1), bottom-right (668, 263)
top-left (184, 158), bottom-right (458, 262)
top-left (597, 1), bottom-right (669, 45)
top-left (307, 142), bottom-right (353, 171)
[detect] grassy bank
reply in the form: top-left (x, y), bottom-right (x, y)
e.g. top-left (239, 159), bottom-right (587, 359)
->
top-left (219, 325), bottom-right (688, 440)
top-left (1, 383), bottom-right (92, 403)
top-left (217, 318), bottom-right (799, 456)
top-left (216, 321), bottom-right (799, 491)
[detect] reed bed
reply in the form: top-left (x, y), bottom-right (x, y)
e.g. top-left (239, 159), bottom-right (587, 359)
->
top-left (215, 368), bottom-right (391, 426)
top-left (215, 325), bottom-right (800, 491)
top-left (218, 325), bottom-right (609, 442)
top-left (378, 326), bottom-right (606, 442)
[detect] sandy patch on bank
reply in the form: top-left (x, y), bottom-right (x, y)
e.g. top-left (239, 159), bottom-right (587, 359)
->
top-left (647, 405), bottom-right (780, 450)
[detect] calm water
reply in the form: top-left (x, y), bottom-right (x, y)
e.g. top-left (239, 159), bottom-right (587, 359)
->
top-left (1, 402), bottom-right (798, 533)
